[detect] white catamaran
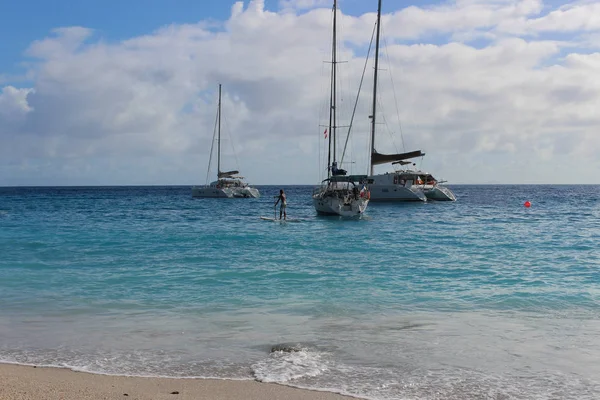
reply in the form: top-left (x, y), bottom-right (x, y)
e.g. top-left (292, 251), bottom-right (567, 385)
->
top-left (365, 0), bottom-right (456, 202)
top-left (312, 0), bottom-right (370, 217)
top-left (192, 84), bottom-right (260, 199)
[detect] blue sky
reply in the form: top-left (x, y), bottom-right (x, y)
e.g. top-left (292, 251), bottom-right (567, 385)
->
top-left (1, 0), bottom-right (573, 80)
top-left (1, 0), bottom-right (227, 77)
top-left (0, 0), bottom-right (443, 80)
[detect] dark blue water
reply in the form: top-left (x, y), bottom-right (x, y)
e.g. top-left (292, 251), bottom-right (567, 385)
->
top-left (1, 185), bottom-right (599, 399)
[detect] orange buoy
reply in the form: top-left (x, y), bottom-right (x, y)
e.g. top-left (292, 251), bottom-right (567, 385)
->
top-left (524, 201), bottom-right (531, 208)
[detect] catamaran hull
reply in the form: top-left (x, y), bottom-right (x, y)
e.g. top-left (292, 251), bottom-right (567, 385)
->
top-left (369, 171), bottom-right (458, 202)
top-left (192, 186), bottom-right (261, 199)
top-left (232, 187), bottom-right (261, 198)
top-left (424, 185), bottom-right (456, 201)
top-left (368, 184), bottom-right (426, 202)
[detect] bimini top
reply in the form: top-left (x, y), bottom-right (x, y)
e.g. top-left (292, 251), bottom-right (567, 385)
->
top-left (218, 170), bottom-right (240, 179)
top-left (324, 175), bottom-right (369, 183)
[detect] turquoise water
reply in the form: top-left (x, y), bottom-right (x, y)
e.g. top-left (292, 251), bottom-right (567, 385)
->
top-left (1, 185), bottom-right (599, 399)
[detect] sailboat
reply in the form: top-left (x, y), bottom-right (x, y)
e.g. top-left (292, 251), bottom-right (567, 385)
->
top-left (191, 84), bottom-right (260, 199)
top-left (366, 0), bottom-right (456, 202)
top-left (312, 0), bottom-right (370, 217)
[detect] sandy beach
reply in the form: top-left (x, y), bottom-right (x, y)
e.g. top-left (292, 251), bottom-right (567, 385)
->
top-left (0, 363), bottom-right (357, 400)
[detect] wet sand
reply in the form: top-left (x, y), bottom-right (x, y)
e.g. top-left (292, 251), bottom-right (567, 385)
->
top-left (0, 363), bottom-right (357, 400)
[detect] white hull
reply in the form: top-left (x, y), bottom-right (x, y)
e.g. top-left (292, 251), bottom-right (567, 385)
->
top-left (368, 184), bottom-right (426, 202)
top-left (368, 173), bottom-right (427, 202)
top-left (192, 185), bottom-right (260, 199)
top-left (423, 185), bottom-right (456, 201)
top-left (233, 186), bottom-right (260, 198)
top-left (368, 171), bottom-right (457, 202)
top-left (312, 188), bottom-right (369, 217)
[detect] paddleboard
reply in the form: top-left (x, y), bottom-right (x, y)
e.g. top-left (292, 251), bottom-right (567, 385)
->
top-left (260, 216), bottom-right (303, 223)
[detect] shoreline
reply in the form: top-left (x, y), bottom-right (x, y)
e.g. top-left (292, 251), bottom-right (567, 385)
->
top-left (0, 363), bottom-right (359, 400)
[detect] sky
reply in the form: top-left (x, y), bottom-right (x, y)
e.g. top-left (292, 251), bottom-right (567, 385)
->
top-left (1, 0), bottom-right (599, 186)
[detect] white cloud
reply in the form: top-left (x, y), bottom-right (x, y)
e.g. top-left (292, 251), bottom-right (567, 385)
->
top-left (497, 2), bottom-right (600, 35)
top-left (0, 86), bottom-right (34, 121)
top-left (279, 0), bottom-right (330, 11)
top-left (1, 0), bottom-right (599, 185)
top-left (371, 0), bottom-right (544, 41)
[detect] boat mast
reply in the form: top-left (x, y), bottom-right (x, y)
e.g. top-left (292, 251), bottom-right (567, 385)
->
top-left (327, 0), bottom-right (338, 178)
top-left (217, 83), bottom-right (222, 176)
top-left (369, 0), bottom-right (382, 176)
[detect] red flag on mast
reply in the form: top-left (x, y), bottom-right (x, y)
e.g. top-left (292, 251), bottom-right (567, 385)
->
top-left (324, 128), bottom-right (328, 139)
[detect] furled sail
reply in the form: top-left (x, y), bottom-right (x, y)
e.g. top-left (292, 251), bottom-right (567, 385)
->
top-left (371, 150), bottom-right (425, 166)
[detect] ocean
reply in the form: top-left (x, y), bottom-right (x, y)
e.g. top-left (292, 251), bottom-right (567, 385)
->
top-left (1, 185), bottom-right (599, 399)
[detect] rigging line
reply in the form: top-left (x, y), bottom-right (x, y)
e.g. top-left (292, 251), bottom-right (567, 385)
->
top-left (205, 101), bottom-right (219, 185)
top-left (221, 96), bottom-right (241, 173)
top-left (377, 95), bottom-right (401, 154)
top-left (336, 4), bottom-right (344, 136)
top-left (225, 121), bottom-right (241, 173)
top-left (340, 21), bottom-right (377, 166)
top-left (374, 85), bottom-right (399, 154)
top-left (317, 57), bottom-right (329, 180)
top-left (336, 6), bottom-right (352, 146)
top-left (336, 1), bottom-right (348, 164)
top-left (414, 155), bottom-right (424, 173)
top-left (327, 0), bottom-right (336, 171)
top-left (381, 28), bottom-right (406, 153)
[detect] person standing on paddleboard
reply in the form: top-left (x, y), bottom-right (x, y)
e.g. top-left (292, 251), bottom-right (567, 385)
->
top-left (274, 189), bottom-right (287, 220)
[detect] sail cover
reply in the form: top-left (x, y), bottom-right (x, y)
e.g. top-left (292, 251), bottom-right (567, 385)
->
top-left (218, 170), bottom-right (240, 178)
top-left (371, 150), bottom-right (425, 166)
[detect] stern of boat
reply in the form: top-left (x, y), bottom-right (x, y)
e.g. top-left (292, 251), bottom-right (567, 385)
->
top-left (233, 186), bottom-right (261, 198)
top-left (424, 185), bottom-right (456, 201)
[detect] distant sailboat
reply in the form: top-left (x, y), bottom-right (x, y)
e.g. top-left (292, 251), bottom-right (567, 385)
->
top-left (366, 0), bottom-right (456, 202)
top-left (312, 0), bottom-right (370, 217)
top-left (192, 84), bottom-right (260, 199)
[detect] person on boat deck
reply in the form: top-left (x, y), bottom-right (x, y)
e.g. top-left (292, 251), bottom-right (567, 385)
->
top-left (274, 189), bottom-right (287, 220)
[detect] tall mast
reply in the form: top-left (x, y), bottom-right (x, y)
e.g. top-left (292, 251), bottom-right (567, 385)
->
top-left (327, 0), bottom-right (338, 178)
top-left (369, 0), bottom-right (382, 176)
top-left (217, 83), bottom-right (222, 175)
